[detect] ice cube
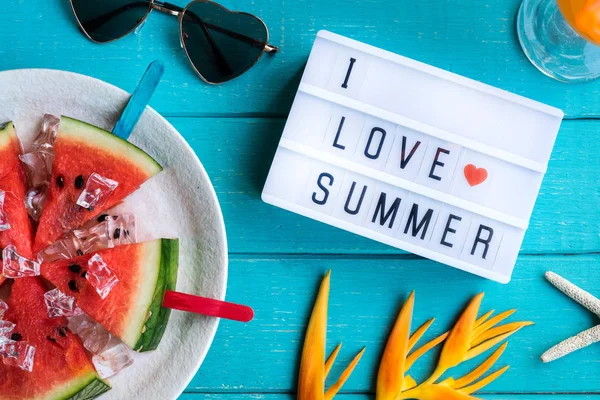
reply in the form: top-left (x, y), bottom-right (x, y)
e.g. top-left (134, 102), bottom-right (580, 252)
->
top-left (66, 310), bottom-right (133, 378)
top-left (67, 312), bottom-right (112, 354)
top-left (43, 288), bottom-right (79, 318)
top-left (86, 254), bottom-right (118, 299)
top-left (36, 237), bottom-right (82, 263)
top-left (2, 245), bottom-right (40, 278)
top-left (66, 310), bottom-right (89, 335)
top-left (1, 340), bottom-right (35, 372)
top-left (23, 186), bottom-right (48, 221)
top-left (76, 173), bottom-right (118, 210)
top-left (92, 343), bottom-right (134, 379)
top-left (0, 190), bottom-right (10, 232)
top-left (67, 310), bottom-right (93, 335)
top-left (75, 221), bottom-right (110, 254)
top-left (37, 214), bottom-right (136, 263)
top-left (37, 221), bottom-right (107, 263)
top-left (82, 325), bottom-right (112, 355)
top-left (0, 320), bottom-right (15, 343)
top-left (19, 114), bottom-right (59, 221)
top-left (19, 152), bottom-right (52, 188)
top-left (107, 214), bottom-right (136, 248)
top-left (32, 114), bottom-right (60, 150)
top-left (0, 300), bottom-right (7, 320)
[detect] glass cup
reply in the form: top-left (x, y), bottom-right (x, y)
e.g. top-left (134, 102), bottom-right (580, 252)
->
top-left (517, 0), bottom-right (600, 82)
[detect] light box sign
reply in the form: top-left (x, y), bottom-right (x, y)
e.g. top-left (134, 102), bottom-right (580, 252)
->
top-left (262, 31), bottom-right (563, 283)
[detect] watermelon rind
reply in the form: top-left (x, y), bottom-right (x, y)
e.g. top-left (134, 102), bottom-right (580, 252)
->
top-left (14, 356), bottom-right (111, 400)
top-left (0, 121), bottom-right (16, 147)
top-left (58, 116), bottom-right (162, 177)
top-left (60, 376), bottom-right (111, 400)
top-left (132, 238), bottom-right (179, 352)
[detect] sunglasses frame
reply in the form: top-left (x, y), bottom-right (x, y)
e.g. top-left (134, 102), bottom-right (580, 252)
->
top-left (179, 1), bottom-right (274, 85)
top-left (69, 0), bottom-right (278, 84)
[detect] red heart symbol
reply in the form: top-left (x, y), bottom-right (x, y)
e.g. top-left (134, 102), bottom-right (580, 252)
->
top-left (464, 164), bottom-right (488, 187)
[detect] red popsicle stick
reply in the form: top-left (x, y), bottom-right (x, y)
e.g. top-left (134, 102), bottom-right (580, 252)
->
top-left (163, 290), bottom-right (254, 322)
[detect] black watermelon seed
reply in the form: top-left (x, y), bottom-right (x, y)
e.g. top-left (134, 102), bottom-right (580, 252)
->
top-left (113, 228), bottom-right (121, 239)
top-left (56, 175), bottom-right (64, 188)
top-left (88, 206), bottom-right (94, 212)
top-left (76, 249), bottom-right (84, 256)
top-left (10, 333), bottom-right (21, 341)
top-left (68, 280), bottom-right (78, 292)
top-left (112, 215), bottom-right (118, 220)
top-left (68, 264), bottom-right (82, 273)
top-left (46, 336), bottom-right (57, 343)
top-left (74, 175), bottom-right (85, 189)
top-left (57, 327), bottom-right (67, 337)
top-left (97, 214), bottom-right (109, 222)
top-left (81, 271), bottom-right (87, 278)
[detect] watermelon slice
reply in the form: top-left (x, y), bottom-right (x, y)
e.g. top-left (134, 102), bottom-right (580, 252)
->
top-left (0, 277), bottom-right (110, 399)
top-left (0, 122), bottom-right (36, 285)
top-left (41, 239), bottom-right (179, 352)
top-left (33, 116), bottom-right (162, 253)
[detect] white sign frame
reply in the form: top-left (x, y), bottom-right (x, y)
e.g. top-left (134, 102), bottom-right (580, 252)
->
top-left (262, 30), bottom-right (563, 283)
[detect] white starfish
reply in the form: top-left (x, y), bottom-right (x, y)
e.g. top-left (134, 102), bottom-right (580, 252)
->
top-left (541, 271), bottom-right (600, 362)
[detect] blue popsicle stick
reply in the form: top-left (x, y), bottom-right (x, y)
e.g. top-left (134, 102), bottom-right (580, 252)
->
top-left (112, 60), bottom-right (165, 140)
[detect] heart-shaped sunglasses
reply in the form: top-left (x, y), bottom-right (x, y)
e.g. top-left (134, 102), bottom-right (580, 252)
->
top-left (69, 0), bottom-right (279, 84)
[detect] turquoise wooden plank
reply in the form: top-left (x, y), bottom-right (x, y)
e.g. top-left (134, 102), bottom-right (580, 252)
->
top-left (188, 254), bottom-right (600, 393)
top-left (1, 0), bottom-right (600, 117)
top-left (170, 117), bottom-right (600, 255)
top-left (3, 1), bottom-right (598, 399)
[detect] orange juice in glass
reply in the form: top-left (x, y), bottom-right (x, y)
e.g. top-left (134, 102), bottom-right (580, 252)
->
top-left (558, 0), bottom-right (600, 44)
top-left (518, 0), bottom-right (600, 82)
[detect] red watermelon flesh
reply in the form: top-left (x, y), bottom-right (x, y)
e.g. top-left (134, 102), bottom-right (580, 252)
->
top-left (33, 116), bottom-right (162, 253)
top-left (41, 239), bottom-right (179, 352)
top-left (0, 277), bottom-right (110, 399)
top-left (0, 123), bottom-right (36, 285)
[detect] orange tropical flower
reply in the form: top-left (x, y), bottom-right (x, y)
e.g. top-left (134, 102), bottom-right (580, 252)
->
top-left (377, 292), bottom-right (533, 400)
top-left (298, 271), bottom-right (365, 400)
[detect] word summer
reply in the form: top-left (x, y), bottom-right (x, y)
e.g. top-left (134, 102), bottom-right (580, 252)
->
top-left (310, 170), bottom-right (502, 263)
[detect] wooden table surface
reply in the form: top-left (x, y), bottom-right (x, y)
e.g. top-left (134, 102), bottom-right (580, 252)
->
top-left (2, 0), bottom-right (600, 399)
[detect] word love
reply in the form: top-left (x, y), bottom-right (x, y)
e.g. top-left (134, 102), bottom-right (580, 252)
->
top-left (328, 111), bottom-right (490, 190)
top-left (263, 31), bottom-right (563, 282)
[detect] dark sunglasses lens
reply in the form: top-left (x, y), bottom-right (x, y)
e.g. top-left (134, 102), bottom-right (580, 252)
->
top-left (71, 0), bottom-right (151, 42)
top-left (181, 2), bottom-right (268, 83)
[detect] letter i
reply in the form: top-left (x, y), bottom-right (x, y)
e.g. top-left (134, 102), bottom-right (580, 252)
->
top-left (341, 58), bottom-right (356, 89)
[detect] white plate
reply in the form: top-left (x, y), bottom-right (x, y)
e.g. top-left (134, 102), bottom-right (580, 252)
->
top-left (0, 69), bottom-right (228, 399)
